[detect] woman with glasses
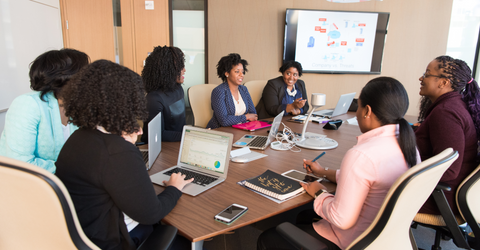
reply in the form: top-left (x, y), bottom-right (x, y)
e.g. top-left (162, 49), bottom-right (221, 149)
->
top-left (415, 55), bottom-right (480, 216)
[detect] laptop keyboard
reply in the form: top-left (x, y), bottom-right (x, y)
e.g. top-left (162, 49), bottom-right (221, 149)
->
top-left (141, 150), bottom-right (149, 164)
top-left (163, 168), bottom-right (218, 186)
top-left (247, 136), bottom-right (268, 148)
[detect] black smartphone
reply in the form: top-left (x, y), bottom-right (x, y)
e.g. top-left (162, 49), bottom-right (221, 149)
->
top-left (214, 204), bottom-right (248, 225)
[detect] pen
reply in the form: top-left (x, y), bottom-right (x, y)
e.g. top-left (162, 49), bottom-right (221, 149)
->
top-left (305, 152), bottom-right (326, 172)
top-left (312, 152), bottom-right (326, 162)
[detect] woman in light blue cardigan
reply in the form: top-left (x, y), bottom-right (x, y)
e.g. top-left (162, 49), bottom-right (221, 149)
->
top-left (0, 49), bottom-right (89, 173)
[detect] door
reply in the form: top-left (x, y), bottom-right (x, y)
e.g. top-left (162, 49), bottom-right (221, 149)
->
top-left (60, 0), bottom-right (116, 62)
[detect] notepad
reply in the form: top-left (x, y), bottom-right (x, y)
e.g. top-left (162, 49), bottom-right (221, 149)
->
top-left (244, 170), bottom-right (304, 200)
top-left (232, 120), bottom-right (271, 131)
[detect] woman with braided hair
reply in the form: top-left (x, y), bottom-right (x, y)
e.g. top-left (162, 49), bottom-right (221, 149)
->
top-left (415, 55), bottom-right (480, 216)
top-left (141, 45), bottom-right (186, 142)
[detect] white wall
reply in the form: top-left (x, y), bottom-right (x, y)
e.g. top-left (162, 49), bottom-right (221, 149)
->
top-left (0, 0), bottom-right (63, 134)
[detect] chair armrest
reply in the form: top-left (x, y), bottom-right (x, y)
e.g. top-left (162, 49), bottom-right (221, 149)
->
top-left (138, 224), bottom-right (178, 250)
top-left (434, 182), bottom-right (451, 192)
top-left (276, 222), bottom-right (329, 250)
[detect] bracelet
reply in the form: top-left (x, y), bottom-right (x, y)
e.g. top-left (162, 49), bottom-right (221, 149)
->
top-left (323, 167), bottom-right (329, 178)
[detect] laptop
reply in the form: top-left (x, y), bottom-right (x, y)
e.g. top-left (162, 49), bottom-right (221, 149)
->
top-left (139, 112), bottom-right (162, 171)
top-left (149, 126), bottom-right (234, 196)
top-left (232, 111), bottom-right (284, 150)
top-left (313, 92), bottom-right (356, 118)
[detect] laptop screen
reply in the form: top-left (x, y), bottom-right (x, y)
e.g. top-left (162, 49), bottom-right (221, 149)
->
top-left (179, 129), bottom-right (230, 174)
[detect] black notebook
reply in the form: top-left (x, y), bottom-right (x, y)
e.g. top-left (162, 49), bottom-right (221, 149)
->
top-left (244, 170), bottom-right (304, 200)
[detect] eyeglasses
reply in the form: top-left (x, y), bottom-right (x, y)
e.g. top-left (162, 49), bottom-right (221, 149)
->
top-left (422, 72), bottom-right (445, 79)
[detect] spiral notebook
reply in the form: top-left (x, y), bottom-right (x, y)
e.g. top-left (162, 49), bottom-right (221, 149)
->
top-left (244, 170), bottom-right (304, 201)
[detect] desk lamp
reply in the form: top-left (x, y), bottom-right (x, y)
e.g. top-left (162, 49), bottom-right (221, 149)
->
top-left (293, 93), bottom-right (338, 150)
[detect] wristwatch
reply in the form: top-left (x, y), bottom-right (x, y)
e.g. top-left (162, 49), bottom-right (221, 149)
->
top-left (314, 189), bottom-right (328, 198)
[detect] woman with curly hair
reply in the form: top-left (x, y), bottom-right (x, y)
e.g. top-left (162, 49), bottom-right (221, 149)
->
top-left (141, 45), bottom-right (186, 142)
top-left (415, 55), bottom-right (480, 216)
top-left (256, 61), bottom-right (309, 119)
top-left (0, 48), bottom-right (89, 173)
top-left (55, 60), bottom-right (193, 249)
top-left (207, 53), bottom-right (257, 129)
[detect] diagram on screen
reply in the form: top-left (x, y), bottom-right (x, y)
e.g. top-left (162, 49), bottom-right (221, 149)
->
top-left (296, 11), bottom-right (378, 72)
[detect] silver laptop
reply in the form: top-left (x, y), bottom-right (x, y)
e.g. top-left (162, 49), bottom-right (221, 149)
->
top-left (140, 112), bottom-right (162, 171)
top-left (313, 92), bottom-right (356, 118)
top-left (233, 111), bottom-right (284, 150)
top-left (150, 125), bottom-right (233, 196)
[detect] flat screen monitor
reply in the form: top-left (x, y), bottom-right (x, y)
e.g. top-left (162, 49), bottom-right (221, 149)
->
top-left (283, 9), bottom-right (390, 74)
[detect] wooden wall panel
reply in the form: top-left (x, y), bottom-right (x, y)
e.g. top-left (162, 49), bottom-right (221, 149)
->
top-left (120, 0), bottom-right (136, 72)
top-left (132, 0), bottom-right (170, 73)
top-left (60, 0), bottom-right (115, 62)
top-left (208, 0), bottom-right (453, 116)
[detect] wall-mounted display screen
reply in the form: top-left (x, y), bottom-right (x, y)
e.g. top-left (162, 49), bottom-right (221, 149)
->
top-left (283, 9), bottom-right (390, 74)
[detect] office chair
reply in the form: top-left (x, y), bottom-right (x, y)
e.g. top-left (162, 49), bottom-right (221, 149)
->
top-left (276, 148), bottom-right (458, 250)
top-left (188, 83), bottom-right (217, 128)
top-left (0, 156), bottom-right (177, 250)
top-left (243, 80), bottom-right (267, 106)
top-left (412, 163), bottom-right (480, 250)
top-left (457, 164), bottom-right (480, 250)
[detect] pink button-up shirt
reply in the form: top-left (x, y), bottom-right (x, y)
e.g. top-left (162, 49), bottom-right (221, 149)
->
top-left (313, 124), bottom-right (419, 249)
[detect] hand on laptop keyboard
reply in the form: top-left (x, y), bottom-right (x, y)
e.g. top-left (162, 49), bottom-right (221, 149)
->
top-left (163, 172), bottom-right (194, 191)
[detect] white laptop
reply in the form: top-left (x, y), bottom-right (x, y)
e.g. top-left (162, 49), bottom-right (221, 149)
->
top-left (149, 125), bottom-right (234, 196)
top-left (140, 112), bottom-right (162, 171)
top-left (232, 111), bottom-right (284, 150)
top-left (313, 92), bottom-right (356, 118)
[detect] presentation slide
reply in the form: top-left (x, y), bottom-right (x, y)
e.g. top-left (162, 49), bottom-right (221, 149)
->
top-left (294, 10), bottom-right (378, 72)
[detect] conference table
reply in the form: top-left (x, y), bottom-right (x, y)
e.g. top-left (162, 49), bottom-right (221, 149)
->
top-left (147, 112), bottom-right (397, 249)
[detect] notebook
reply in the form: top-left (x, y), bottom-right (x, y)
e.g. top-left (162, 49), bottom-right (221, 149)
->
top-left (244, 170), bottom-right (304, 201)
top-left (232, 111), bottom-right (284, 150)
top-left (314, 92), bottom-right (356, 118)
top-left (149, 125), bottom-right (234, 196)
top-left (232, 120), bottom-right (271, 131)
top-left (139, 112), bottom-right (162, 171)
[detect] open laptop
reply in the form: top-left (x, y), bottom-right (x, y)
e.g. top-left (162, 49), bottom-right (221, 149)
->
top-left (313, 92), bottom-right (356, 118)
top-left (233, 111), bottom-right (284, 150)
top-left (149, 126), bottom-right (233, 196)
top-left (139, 112), bottom-right (162, 171)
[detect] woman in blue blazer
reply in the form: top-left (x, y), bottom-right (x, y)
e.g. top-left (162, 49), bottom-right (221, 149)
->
top-left (0, 49), bottom-right (89, 173)
top-left (207, 53), bottom-right (257, 129)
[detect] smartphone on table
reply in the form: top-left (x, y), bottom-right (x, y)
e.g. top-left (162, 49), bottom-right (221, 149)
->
top-left (214, 204), bottom-right (248, 225)
top-left (282, 169), bottom-right (323, 183)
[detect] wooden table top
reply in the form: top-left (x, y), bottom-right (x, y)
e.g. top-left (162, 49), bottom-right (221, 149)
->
top-left (148, 112), bottom-right (412, 242)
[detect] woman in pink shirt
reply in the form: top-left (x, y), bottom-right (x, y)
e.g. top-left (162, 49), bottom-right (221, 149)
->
top-left (257, 77), bottom-right (419, 250)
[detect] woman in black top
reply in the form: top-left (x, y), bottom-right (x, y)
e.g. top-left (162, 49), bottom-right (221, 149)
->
top-left (141, 45), bottom-right (187, 142)
top-left (256, 61), bottom-right (309, 119)
top-left (56, 60), bottom-right (193, 250)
